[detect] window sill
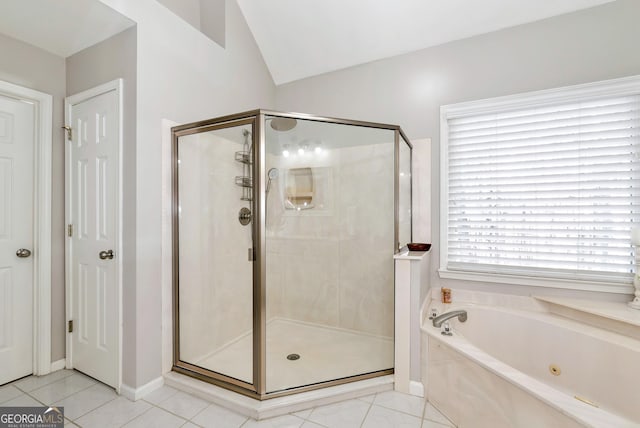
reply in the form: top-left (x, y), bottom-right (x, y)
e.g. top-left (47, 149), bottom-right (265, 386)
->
top-left (438, 269), bottom-right (634, 294)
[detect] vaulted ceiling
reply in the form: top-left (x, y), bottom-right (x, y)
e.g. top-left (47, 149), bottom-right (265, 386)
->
top-left (236, 0), bottom-right (616, 84)
top-left (0, 0), bottom-right (616, 85)
top-left (0, 0), bottom-right (134, 58)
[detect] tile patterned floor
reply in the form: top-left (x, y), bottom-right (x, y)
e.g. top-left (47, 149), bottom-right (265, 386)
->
top-left (0, 370), bottom-right (456, 428)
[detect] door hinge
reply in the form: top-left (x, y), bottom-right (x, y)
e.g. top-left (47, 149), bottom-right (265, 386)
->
top-left (67, 224), bottom-right (73, 237)
top-left (62, 126), bottom-right (73, 140)
top-left (68, 320), bottom-right (73, 333)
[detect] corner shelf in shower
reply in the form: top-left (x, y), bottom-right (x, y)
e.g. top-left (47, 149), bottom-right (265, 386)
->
top-left (235, 151), bottom-right (252, 164)
top-left (235, 158), bottom-right (252, 201)
top-left (235, 176), bottom-right (252, 188)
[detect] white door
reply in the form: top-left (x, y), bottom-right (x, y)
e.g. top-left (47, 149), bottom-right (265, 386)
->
top-left (66, 82), bottom-right (121, 389)
top-left (0, 94), bottom-right (34, 385)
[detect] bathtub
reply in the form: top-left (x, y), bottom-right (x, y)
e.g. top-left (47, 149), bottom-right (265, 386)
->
top-left (422, 303), bottom-right (640, 428)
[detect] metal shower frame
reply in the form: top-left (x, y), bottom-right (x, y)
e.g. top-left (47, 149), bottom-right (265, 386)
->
top-left (171, 109), bottom-right (412, 400)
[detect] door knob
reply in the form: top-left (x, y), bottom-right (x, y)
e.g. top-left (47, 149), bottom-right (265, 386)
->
top-left (16, 248), bottom-right (32, 258)
top-left (99, 250), bottom-right (114, 260)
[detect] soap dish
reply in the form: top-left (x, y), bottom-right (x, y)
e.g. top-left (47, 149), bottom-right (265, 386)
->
top-left (407, 243), bottom-right (431, 252)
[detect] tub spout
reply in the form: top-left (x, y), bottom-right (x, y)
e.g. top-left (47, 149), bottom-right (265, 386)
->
top-left (432, 310), bottom-right (467, 328)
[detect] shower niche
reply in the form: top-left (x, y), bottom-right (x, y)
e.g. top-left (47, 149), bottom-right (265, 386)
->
top-left (172, 110), bottom-right (412, 399)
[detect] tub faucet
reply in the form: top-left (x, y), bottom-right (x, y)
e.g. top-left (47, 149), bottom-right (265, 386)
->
top-left (432, 310), bottom-right (467, 327)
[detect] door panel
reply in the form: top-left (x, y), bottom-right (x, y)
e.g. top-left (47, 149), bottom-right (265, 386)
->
top-left (0, 158), bottom-right (12, 239)
top-left (0, 94), bottom-right (34, 385)
top-left (78, 263), bottom-right (89, 343)
top-left (0, 268), bottom-right (12, 350)
top-left (68, 87), bottom-right (119, 388)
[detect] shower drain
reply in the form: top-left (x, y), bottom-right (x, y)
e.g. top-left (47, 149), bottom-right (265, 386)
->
top-left (286, 353), bottom-right (300, 361)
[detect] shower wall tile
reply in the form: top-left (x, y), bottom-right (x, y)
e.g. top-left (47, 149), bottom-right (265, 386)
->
top-left (178, 131), bottom-right (253, 365)
top-left (266, 251), bottom-right (284, 321)
top-left (338, 256), bottom-right (394, 337)
top-left (336, 144), bottom-right (394, 337)
top-left (266, 142), bottom-right (395, 338)
top-left (338, 278), bottom-right (394, 337)
top-left (279, 238), bottom-right (340, 326)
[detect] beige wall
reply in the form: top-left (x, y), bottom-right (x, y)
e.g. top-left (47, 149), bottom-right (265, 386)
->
top-left (3, 0), bottom-right (268, 384)
top-left (100, 0), bottom-right (276, 388)
top-left (0, 32), bottom-right (66, 362)
top-left (275, 0), bottom-right (640, 301)
top-left (4, 0), bottom-right (637, 389)
top-left (156, 0), bottom-right (226, 47)
top-left (156, 0), bottom-right (201, 30)
top-left (0, 22), bottom-right (136, 367)
top-left (66, 26), bottom-right (137, 381)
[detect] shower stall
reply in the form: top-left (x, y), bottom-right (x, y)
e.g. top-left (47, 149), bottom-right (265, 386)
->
top-left (172, 110), bottom-right (412, 399)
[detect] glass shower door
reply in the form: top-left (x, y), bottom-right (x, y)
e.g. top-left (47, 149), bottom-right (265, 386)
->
top-left (173, 119), bottom-right (255, 388)
top-left (264, 116), bottom-right (396, 393)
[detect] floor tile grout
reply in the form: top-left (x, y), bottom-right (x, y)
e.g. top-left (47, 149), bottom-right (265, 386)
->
top-left (139, 397), bottom-right (196, 426)
top-left (120, 405), bottom-right (158, 427)
top-left (371, 401), bottom-right (425, 420)
top-left (358, 398), bottom-right (374, 428)
top-left (32, 381), bottom-right (106, 418)
top-left (25, 373), bottom-right (96, 399)
top-left (288, 414), bottom-right (309, 427)
top-left (5, 372), bottom-right (456, 428)
top-left (13, 370), bottom-right (75, 393)
top-left (67, 395), bottom-right (119, 424)
top-left (182, 396), bottom-right (213, 424)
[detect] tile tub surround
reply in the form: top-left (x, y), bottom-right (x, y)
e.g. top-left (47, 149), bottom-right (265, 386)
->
top-left (422, 298), bottom-right (640, 427)
top-left (0, 369), bottom-right (456, 427)
top-left (427, 338), bottom-right (585, 428)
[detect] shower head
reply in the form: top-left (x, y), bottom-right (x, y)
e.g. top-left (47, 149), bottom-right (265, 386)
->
top-left (270, 117), bottom-right (297, 132)
top-left (266, 168), bottom-right (279, 194)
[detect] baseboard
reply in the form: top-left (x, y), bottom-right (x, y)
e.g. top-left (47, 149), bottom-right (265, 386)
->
top-left (50, 359), bottom-right (66, 372)
top-left (165, 371), bottom-right (393, 420)
top-left (120, 377), bottom-right (164, 401)
top-left (409, 381), bottom-right (424, 397)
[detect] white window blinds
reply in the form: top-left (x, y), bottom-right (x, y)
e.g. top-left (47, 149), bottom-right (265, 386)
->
top-left (442, 80), bottom-right (640, 285)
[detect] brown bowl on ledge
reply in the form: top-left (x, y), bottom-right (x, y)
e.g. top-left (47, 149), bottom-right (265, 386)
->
top-left (407, 243), bottom-right (431, 252)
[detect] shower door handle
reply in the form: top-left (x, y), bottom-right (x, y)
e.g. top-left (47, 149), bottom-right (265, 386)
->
top-left (248, 248), bottom-right (255, 261)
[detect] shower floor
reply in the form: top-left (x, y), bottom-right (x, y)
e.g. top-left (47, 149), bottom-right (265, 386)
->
top-left (195, 318), bottom-right (394, 393)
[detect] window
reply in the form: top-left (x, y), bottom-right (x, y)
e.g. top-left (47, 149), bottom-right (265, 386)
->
top-left (440, 76), bottom-right (640, 289)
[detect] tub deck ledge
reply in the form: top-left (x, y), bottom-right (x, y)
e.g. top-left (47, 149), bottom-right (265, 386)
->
top-left (535, 296), bottom-right (640, 340)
